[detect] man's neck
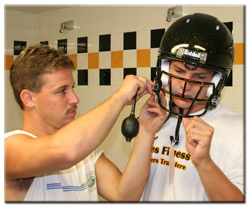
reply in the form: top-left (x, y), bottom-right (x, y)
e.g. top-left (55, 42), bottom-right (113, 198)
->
top-left (22, 111), bottom-right (59, 137)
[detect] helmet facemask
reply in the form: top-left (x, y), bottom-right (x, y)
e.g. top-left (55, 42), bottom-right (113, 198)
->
top-left (153, 58), bottom-right (223, 146)
top-left (153, 58), bottom-right (223, 118)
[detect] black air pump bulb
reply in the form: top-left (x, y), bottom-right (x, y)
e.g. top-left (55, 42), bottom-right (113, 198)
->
top-left (121, 91), bottom-right (139, 142)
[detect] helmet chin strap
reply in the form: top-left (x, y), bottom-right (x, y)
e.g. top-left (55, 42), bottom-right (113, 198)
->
top-left (170, 107), bottom-right (183, 145)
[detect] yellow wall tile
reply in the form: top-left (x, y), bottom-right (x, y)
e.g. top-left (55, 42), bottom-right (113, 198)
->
top-left (111, 51), bottom-right (123, 68)
top-left (88, 53), bottom-right (99, 69)
top-left (234, 43), bottom-right (244, 65)
top-left (68, 54), bottom-right (77, 69)
top-left (137, 49), bottom-right (150, 67)
top-left (5, 55), bottom-right (14, 70)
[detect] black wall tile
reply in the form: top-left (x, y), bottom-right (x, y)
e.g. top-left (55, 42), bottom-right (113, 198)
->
top-left (100, 69), bottom-right (111, 85)
top-left (99, 34), bottom-right (111, 52)
top-left (224, 22), bottom-right (233, 33)
top-left (151, 28), bottom-right (165, 48)
top-left (225, 70), bottom-right (232, 86)
top-left (58, 39), bottom-right (67, 54)
top-left (124, 32), bottom-right (136, 50)
top-left (124, 68), bottom-right (136, 79)
top-left (14, 41), bottom-right (26, 55)
top-left (151, 67), bottom-right (157, 81)
top-left (78, 69), bottom-right (88, 85)
top-left (78, 37), bottom-right (88, 53)
top-left (40, 41), bottom-right (48, 45)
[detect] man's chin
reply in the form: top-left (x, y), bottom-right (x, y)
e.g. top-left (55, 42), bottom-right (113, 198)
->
top-left (173, 98), bottom-right (192, 109)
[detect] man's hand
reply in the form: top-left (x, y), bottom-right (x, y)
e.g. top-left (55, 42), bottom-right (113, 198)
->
top-left (183, 116), bottom-right (214, 168)
top-left (139, 91), bottom-right (167, 136)
top-left (116, 75), bottom-right (154, 105)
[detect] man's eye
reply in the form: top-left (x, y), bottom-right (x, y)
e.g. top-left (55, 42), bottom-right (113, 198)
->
top-left (195, 75), bottom-right (206, 80)
top-left (175, 69), bottom-right (184, 74)
top-left (57, 89), bottom-right (66, 94)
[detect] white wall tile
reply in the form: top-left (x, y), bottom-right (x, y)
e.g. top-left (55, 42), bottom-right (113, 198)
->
top-left (136, 11), bottom-right (151, 32)
top-left (88, 19), bottom-right (100, 36)
top-left (123, 140), bottom-right (133, 157)
top-left (88, 35), bottom-right (99, 53)
top-left (77, 53), bottom-right (88, 69)
top-left (232, 86), bottom-right (244, 109)
top-left (123, 50), bottom-right (136, 68)
top-left (75, 100), bottom-right (89, 117)
top-left (88, 6), bottom-right (101, 20)
top-left (99, 86), bottom-right (112, 103)
top-left (137, 30), bottom-right (150, 50)
top-left (88, 86), bottom-right (100, 102)
top-left (105, 154), bottom-right (124, 172)
top-left (48, 40), bottom-right (58, 49)
top-left (88, 69), bottom-right (99, 86)
top-left (111, 15), bottom-right (124, 34)
top-left (111, 33), bottom-right (123, 51)
top-left (99, 52), bottom-right (111, 69)
top-left (124, 14), bottom-right (137, 32)
top-left (111, 68), bottom-right (123, 86)
top-left (76, 7), bottom-right (89, 21)
top-left (12, 10), bottom-right (29, 26)
top-left (108, 137), bottom-right (124, 156)
top-left (220, 87), bottom-right (233, 109)
top-left (233, 20), bottom-right (244, 43)
top-left (77, 20), bottom-right (89, 37)
top-left (184, 5), bottom-right (215, 16)
top-left (100, 16), bottom-right (112, 35)
top-left (5, 39), bottom-right (13, 55)
top-left (151, 48), bottom-right (159, 67)
top-left (111, 6), bottom-right (125, 17)
top-left (67, 38), bottom-right (77, 54)
top-left (233, 65), bottom-right (244, 87)
top-left (99, 6), bottom-right (112, 18)
top-left (214, 6), bottom-right (234, 22)
top-left (150, 8), bottom-right (167, 29)
top-left (74, 85), bottom-right (89, 103)
top-left (137, 67), bottom-right (150, 79)
top-left (123, 156), bottom-right (130, 172)
top-left (233, 6), bottom-right (244, 21)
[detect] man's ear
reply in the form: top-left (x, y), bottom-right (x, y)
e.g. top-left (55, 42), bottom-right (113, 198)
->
top-left (20, 89), bottom-right (36, 108)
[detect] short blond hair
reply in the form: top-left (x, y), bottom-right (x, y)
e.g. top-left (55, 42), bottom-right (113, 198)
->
top-left (10, 44), bottom-right (75, 110)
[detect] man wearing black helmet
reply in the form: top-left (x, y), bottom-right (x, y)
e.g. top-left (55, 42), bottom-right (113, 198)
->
top-left (140, 13), bottom-right (244, 201)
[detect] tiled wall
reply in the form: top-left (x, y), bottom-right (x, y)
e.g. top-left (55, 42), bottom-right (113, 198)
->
top-left (4, 5), bottom-right (244, 172)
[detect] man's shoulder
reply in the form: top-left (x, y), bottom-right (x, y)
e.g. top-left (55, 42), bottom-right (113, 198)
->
top-left (5, 130), bottom-right (36, 140)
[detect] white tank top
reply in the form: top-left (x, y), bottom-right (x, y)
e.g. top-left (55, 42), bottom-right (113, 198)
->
top-left (5, 130), bottom-right (103, 201)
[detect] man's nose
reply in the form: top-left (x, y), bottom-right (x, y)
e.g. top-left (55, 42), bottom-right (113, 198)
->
top-left (180, 76), bottom-right (193, 91)
top-left (70, 90), bottom-right (80, 105)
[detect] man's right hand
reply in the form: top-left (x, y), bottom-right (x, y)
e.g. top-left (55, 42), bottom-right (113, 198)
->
top-left (116, 75), bottom-right (155, 105)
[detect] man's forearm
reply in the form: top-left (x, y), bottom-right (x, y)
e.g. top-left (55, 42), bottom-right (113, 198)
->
top-left (53, 92), bottom-right (127, 165)
top-left (197, 159), bottom-right (244, 201)
top-left (113, 129), bottom-right (155, 201)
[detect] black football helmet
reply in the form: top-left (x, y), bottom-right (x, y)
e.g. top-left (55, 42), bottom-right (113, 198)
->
top-left (154, 13), bottom-right (235, 119)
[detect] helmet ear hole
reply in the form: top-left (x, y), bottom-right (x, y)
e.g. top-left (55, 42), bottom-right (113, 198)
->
top-left (161, 60), bottom-right (170, 87)
top-left (206, 73), bottom-right (222, 97)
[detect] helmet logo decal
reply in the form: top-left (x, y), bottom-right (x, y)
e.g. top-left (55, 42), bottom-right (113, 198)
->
top-left (176, 48), bottom-right (207, 64)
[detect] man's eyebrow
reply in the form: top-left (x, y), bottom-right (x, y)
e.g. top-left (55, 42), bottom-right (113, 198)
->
top-left (53, 85), bottom-right (68, 91)
top-left (55, 82), bottom-right (75, 90)
top-left (172, 63), bottom-right (185, 70)
top-left (172, 63), bottom-right (209, 75)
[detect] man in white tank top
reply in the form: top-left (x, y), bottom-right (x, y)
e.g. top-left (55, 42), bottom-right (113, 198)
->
top-left (5, 44), bottom-right (167, 201)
